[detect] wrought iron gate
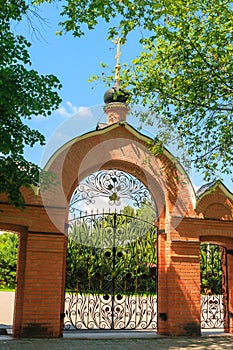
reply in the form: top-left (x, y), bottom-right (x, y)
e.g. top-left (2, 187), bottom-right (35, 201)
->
top-left (200, 243), bottom-right (228, 329)
top-left (64, 169), bottom-right (158, 330)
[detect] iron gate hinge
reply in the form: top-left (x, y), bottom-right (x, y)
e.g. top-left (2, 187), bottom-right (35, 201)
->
top-left (227, 249), bottom-right (233, 256)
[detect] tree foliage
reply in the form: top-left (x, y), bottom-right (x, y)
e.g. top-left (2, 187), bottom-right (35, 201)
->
top-left (0, 0), bottom-right (62, 207)
top-left (36, 0), bottom-right (233, 180)
top-left (0, 232), bottom-right (18, 289)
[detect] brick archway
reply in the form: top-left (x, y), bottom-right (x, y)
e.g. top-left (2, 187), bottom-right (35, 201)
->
top-left (0, 122), bottom-right (232, 337)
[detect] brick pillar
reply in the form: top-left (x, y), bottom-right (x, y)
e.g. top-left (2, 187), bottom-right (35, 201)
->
top-left (157, 231), bottom-right (168, 335)
top-left (227, 252), bottom-right (233, 334)
top-left (13, 232), bottom-right (67, 338)
top-left (166, 239), bottom-right (201, 336)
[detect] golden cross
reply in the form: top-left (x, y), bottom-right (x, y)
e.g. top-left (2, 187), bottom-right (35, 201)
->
top-left (114, 37), bottom-right (121, 65)
top-left (113, 37), bottom-right (121, 81)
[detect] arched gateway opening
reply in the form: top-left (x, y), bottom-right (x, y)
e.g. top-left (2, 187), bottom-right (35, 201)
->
top-left (64, 169), bottom-right (158, 330)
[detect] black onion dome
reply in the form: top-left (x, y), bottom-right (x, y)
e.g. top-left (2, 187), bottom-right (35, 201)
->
top-left (104, 84), bottom-right (130, 104)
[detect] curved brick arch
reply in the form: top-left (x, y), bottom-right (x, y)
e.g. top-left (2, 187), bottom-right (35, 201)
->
top-left (196, 184), bottom-right (233, 220)
top-left (42, 123), bottom-right (196, 228)
top-left (204, 203), bottom-right (232, 220)
top-left (200, 235), bottom-right (233, 249)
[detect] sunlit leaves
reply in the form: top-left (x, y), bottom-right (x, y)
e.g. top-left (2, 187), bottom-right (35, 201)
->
top-left (0, 0), bottom-right (62, 207)
top-left (35, 0), bottom-right (233, 180)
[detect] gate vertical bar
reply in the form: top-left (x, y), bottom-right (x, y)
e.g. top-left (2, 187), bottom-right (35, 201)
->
top-left (111, 212), bottom-right (117, 329)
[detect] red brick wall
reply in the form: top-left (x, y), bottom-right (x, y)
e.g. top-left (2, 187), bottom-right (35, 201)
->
top-left (13, 232), bottom-right (67, 338)
top-left (166, 240), bottom-right (201, 335)
top-left (157, 223), bottom-right (201, 336)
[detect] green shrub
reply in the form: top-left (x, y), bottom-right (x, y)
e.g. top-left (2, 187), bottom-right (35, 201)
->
top-left (0, 232), bottom-right (18, 289)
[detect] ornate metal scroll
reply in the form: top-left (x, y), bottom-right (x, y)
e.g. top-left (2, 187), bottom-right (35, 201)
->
top-left (70, 169), bottom-right (157, 214)
top-left (64, 294), bottom-right (157, 330)
top-left (201, 295), bottom-right (225, 329)
top-left (200, 244), bottom-right (228, 329)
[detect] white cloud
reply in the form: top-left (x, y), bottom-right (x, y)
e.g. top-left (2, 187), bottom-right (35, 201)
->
top-left (56, 106), bottom-right (70, 118)
top-left (66, 101), bottom-right (79, 114)
top-left (77, 106), bottom-right (93, 118)
top-left (56, 101), bottom-right (91, 118)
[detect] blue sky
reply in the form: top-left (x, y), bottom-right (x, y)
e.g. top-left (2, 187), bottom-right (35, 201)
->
top-left (15, 2), bottom-right (233, 192)
top-left (17, 3), bottom-right (143, 158)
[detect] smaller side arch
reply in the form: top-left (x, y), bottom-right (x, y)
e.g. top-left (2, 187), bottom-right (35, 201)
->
top-left (196, 183), bottom-right (233, 220)
top-left (200, 235), bottom-right (233, 250)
